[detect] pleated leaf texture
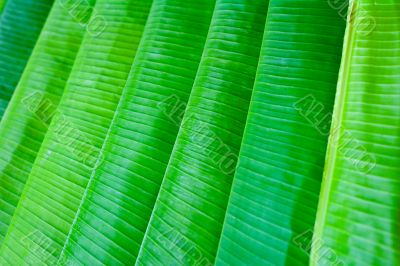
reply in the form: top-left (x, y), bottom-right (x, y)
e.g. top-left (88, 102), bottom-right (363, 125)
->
top-left (312, 1), bottom-right (400, 265)
top-left (0, 0), bottom-right (399, 265)
top-left (137, 0), bottom-right (268, 265)
top-left (58, 0), bottom-right (215, 264)
top-left (215, 0), bottom-right (347, 265)
top-left (0, 0), bottom-right (96, 244)
top-left (0, 0), bottom-right (54, 117)
top-left (0, 0), bottom-right (151, 263)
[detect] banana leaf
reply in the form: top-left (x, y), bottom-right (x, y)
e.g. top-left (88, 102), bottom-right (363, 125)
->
top-left (0, 0), bottom-right (151, 263)
top-left (312, 1), bottom-right (400, 265)
top-left (136, 0), bottom-right (268, 265)
top-left (58, 1), bottom-right (215, 264)
top-left (0, 0), bottom-right (96, 245)
top-left (0, 0), bottom-right (54, 118)
top-left (215, 0), bottom-right (347, 265)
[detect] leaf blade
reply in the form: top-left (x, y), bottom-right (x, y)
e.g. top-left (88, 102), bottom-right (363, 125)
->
top-left (0, 0), bottom-right (54, 118)
top-left (0, 0), bottom-right (96, 245)
top-left (0, 0), bottom-right (151, 263)
top-left (60, 1), bottom-right (216, 264)
top-left (215, 1), bottom-right (347, 265)
top-left (312, 1), bottom-right (400, 265)
top-left (137, 0), bottom-right (268, 264)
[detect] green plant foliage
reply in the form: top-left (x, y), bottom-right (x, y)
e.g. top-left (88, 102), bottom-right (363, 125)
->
top-left (137, 0), bottom-right (268, 265)
top-left (0, 0), bottom-right (151, 263)
top-left (57, 0), bottom-right (214, 264)
top-left (0, 0), bottom-right (54, 118)
top-left (58, 1), bottom-right (215, 264)
top-left (0, 0), bottom-right (398, 265)
top-left (215, 0), bottom-right (347, 265)
top-left (312, 1), bottom-right (400, 265)
top-left (0, 0), bottom-right (96, 245)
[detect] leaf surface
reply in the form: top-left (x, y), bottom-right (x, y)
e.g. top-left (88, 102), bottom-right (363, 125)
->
top-left (0, 0), bottom-right (151, 263)
top-left (0, 0), bottom-right (54, 118)
top-left (312, 1), bottom-right (400, 265)
top-left (215, 0), bottom-right (347, 265)
top-left (59, 1), bottom-right (215, 264)
top-left (0, 0), bottom-right (96, 244)
top-left (137, 0), bottom-right (268, 264)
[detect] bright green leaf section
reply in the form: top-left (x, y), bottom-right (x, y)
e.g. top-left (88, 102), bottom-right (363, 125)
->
top-left (0, 0), bottom-right (151, 264)
top-left (0, 0), bottom-right (54, 118)
top-left (59, 1), bottom-right (215, 264)
top-left (137, 0), bottom-right (268, 265)
top-left (0, 0), bottom-right (6, 13)
top-left (312, 1), bottom-right (400, 265)
top-left (0, 0), bottom-right (96, 245)
top-left (215, 0), bottom-right (347, 265)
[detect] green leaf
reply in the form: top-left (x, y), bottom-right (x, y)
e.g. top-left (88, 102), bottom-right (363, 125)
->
top-left (136, 0), bottom-right (268, 265)
top-left (0, 0), bottom-right (54, 118)
top-left (0, 0), bottom-right (151, 264)
top-left (215, 0), bottom-right (347, 265)
top-left (58, 1), bottom-right (215, 264)
top-left (312, 1), bottom-right (400, 265)
top-left (0, 0), bottom-right (96, 245)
